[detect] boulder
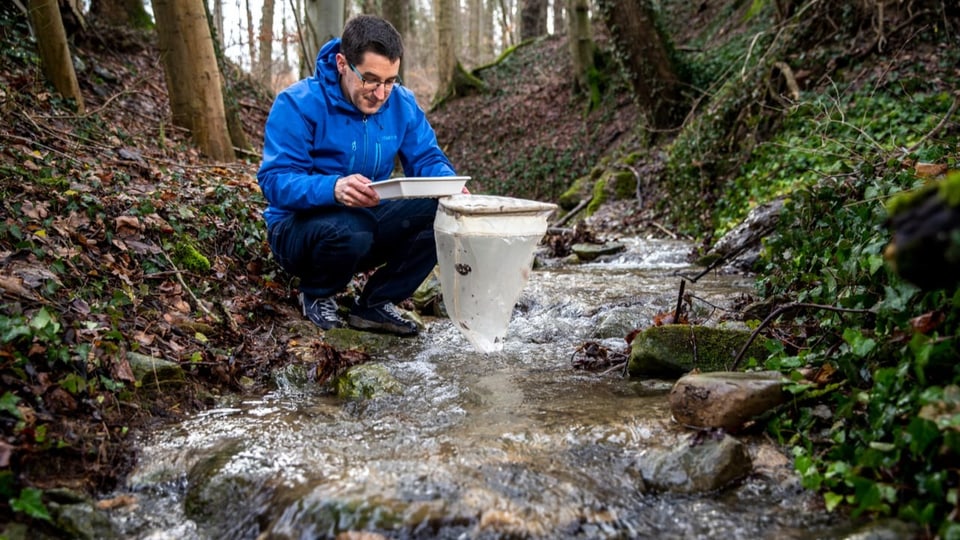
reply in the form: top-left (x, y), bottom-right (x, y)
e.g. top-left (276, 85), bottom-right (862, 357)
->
top-left (669, 371), bottom-right (789, 431)
top-left (627, 324), bottom-right (769, 379)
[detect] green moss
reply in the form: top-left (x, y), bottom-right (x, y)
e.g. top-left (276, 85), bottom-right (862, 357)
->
top-left (938, 170), bottom-right (960, 208)
top-left (558, 175), bottom-right (593, 210)
top-left (885, 182), bottom-right (938, 217)
top-left (174, 241), bottom-right (211, 273)
top-left (611, 170), bottom-right (636, 200)
top-left (585, 176), bottom-right (609, 216)
top-left (627, 324), bottom-right (770, 378)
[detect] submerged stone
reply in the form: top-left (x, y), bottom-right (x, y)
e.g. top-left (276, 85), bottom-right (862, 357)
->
top-left (571, 241), bottom-right (627, 261)
top-left (335, 363), bottom-right (402, 400)
top-left (637, 433), bottom-right (752, 493)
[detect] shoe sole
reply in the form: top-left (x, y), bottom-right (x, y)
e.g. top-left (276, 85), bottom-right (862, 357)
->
top-left (347, 315), bottom-right (417, 336)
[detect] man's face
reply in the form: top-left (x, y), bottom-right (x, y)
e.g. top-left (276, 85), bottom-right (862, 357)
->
top-left (337, 52), bottom-right (401, 115)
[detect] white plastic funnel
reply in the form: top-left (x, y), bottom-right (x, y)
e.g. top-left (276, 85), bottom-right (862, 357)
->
top-left (434, 194), bottom-right (557, 353)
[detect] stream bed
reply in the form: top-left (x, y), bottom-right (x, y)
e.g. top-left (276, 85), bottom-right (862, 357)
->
top-left (108, 237), bottom-right (855, 539)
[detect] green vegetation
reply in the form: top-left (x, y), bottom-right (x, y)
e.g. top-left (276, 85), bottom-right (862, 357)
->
top-left (651, 2), bottom-right (960, 534)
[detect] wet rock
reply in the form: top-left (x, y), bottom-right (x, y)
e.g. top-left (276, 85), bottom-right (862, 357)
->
top-left (699, 198), bottom-right (783, 271)
top-left (627, 324), bottom-right (769, 379)
top-left (335, 363), bottom-right (402, 400)
top-left (126, 352), bottom-right (184, 388)
top-left (836, 517), bottom-right (922, 539)
top-left (637, 433), bottom-right (752, 493)
top-left (184, 439), bottom-right (276, 538)
top-left (48, 498), bottom-right (120, 540)
top-left (592, 306), bottom-right (645, 339)
top-left (571, 241), bottom-right (627, 261)
top-left (412, 266), bottom-right (446, 317)
top-left (669, 371), bottom-right (789, 431)
top-left (323, 327), bottom-right (404, 351)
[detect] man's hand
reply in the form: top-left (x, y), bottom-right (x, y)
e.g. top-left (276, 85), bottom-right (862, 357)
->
top-left (334, 174), bottom-right (380, 207)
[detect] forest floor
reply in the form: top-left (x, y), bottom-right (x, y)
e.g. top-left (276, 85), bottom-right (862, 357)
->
top-left (0, 5), bottom-right (656, 525)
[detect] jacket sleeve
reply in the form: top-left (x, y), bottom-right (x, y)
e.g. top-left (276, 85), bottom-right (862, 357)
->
top-left (397, 96), bottom-right (457, 178)
top-left (257, 88), bottom-right (340, 210)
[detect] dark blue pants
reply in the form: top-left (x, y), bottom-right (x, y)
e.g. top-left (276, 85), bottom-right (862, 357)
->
top-left (268, 198), bottom-right (439, 308)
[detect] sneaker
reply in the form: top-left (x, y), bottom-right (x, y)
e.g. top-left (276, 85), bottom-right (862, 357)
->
top-left (348, 302), bottom-right (418, 336)
top-left (300, 292), bottom-right (341, 330)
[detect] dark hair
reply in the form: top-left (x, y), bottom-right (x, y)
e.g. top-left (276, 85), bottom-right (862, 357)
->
top-left (340, 15), bottom-right (404, 65)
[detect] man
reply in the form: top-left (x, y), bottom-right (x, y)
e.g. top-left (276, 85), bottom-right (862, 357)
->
top-left (257, 15), bottom-right (460, 336)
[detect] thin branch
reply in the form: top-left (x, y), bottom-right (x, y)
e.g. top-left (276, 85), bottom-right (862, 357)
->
top-left (729, 302), bottom-right (874, 370)
top-left (903, 91), bottom-right (959, 156)
top-left (161, 250), bottom-right (220, 323)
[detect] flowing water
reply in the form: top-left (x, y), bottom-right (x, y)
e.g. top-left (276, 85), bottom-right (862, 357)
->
top-left (110, 237), bottom-right (853, 539)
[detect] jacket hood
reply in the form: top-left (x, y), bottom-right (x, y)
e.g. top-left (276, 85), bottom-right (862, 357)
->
top-left (315, 38), bottom-right (341, 86)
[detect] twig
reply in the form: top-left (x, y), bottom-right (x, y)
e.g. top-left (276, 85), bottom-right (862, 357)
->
top-left (728, 302), bottom-right (874, 370)
top-left (161, 250), bottom-right (220, 323)
top-left (903, 91), bottom-right (959, 156)
top-left (552, 197), bottom-right (591, 228)
top-left (600, 361), bottom-right (626, 377)
top-left (647, 220), bottom-right (677, 239)
top-left (673, 279), bottom-right (686, 323)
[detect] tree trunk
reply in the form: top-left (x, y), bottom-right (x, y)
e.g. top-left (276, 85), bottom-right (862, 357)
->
top-left (567, 0), bottom-right (592, 95)
top-left (153, 0), bottom-right (235, 160)
top-left (382, 0), bottom-right (409, 81)
top-left (597, 0), bottom-right (687, 130)
top-left (552, 0), bottom-right (563, 34)
top-left (257, 0), bottom-right (276, 91)
top-left (245, 0), bottom-right (256, 71)
top-left (520, 0), bottom-right (546, 41)
top-left (434, 0), bottom-right (457, 101)
top-left (466, 0), bottom-right (481, 63)
top-left (212, 0), bottom-right (224, 48)
top-left (497, 0), bottom-right (514, 48)
top-left (301, 0), bottom-right (344, 78)
top-left (28, 0), bottom-right (85, 113)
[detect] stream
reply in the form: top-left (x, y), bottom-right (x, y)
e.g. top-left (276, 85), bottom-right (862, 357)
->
top-left (108, 237), bottom-right (854, 539)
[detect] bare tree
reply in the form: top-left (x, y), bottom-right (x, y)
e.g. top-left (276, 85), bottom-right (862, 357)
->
top-left (301, 0), bottom-right (344, 78)
top-left (520, 0), bottom-right (546, 41)
top-left (245, 0), bottom-right (256, 70)
top-left (435, 0), bottom-right (456, 101)
top-left (551, 0), bottom-right (563, 34)
top-left (212, 0), bottom-right (224, 48)
top-left (153, 0), bottom-right (235, 160)
top-left (258, 0), bottom-right (277, 90)
top-left (382, 0), bottom-right (409, 80)
top-left (597, 0), bottom-right (687, 130)
top-left (567, 0), bottom-right (592, 95)
top-left (466, 0), bottom-right (482, 63)
top-left (28, 0), bottom-right (85, 113)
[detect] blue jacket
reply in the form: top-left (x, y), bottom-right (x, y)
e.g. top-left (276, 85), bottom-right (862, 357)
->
top-left (257, 38), bottom-right (456, 228)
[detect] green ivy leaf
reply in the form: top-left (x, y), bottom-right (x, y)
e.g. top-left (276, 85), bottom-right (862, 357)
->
top-left (0, 392), bottom-right (21, 419)
top-left (10, 487), bottom-right (51, 521)
top-left (59, 373), bottom-right (88, 395)
top-left (825, 491), bottom-right (844, 512)
top-left (842, 327), bottom-right (877, 357)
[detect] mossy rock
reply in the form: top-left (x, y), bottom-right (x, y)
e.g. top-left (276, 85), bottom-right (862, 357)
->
top-left (323, 326), bottom-right (409, 351)
top-left (627, 324), bottom-right (769, 379)
top-left (558, 174), bottom-right (594, 210)
top-left (127, 351), bottom-right (185, 388)
top-left (335, 363), bottom-right (402, 400)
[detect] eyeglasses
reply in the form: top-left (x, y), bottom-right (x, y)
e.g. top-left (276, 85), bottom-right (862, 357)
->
top-left (348, 63), bottom-right (402, 92)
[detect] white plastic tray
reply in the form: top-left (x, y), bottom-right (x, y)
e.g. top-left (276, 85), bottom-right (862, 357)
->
top-left (372, 176), bottom-right (470, 200)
